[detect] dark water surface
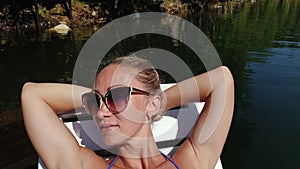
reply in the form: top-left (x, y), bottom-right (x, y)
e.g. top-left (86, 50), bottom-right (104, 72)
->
top-left (1, 1), bottom-right (299, 168)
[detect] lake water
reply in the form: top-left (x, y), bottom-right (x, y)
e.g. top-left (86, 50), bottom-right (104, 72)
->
top-left (0, 0), bottom-right (299, 168)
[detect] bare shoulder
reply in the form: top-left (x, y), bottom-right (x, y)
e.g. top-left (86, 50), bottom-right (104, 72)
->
top-left (79, 147), bottom-right (110, 169)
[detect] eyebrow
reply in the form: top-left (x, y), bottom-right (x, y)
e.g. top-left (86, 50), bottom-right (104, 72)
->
top-left (107, 85), bottom-right (127, 91)
top-left (94, 85), bottom-right (127, 95)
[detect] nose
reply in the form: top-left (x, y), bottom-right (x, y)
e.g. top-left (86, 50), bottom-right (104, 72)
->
top-left (95, 103), bottom-right (113, 119)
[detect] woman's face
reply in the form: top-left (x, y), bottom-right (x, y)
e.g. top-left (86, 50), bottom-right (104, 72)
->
top-left (93, 64), bottom-right (151, 146)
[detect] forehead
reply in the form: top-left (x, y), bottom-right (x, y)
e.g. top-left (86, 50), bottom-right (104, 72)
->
top-left (94, 64), bottom-right (141, 92)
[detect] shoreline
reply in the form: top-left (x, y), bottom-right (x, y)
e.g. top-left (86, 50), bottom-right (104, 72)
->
top-left (0, 1), bottom-right (252, 33)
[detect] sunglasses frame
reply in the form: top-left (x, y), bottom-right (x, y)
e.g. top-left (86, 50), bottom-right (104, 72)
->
top-left (82, 86), bottom-right (150, 114)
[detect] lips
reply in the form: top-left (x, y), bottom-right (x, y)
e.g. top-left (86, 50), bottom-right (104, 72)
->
top-left (99, 123), bottom-right (119, 132)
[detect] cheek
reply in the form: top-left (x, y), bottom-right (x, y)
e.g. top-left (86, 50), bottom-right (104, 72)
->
top-left (131, 96), bottom-right (149, 112)
top-left (121, 119), bottom-right (143, 134)
top-left (120, 97), bottom-right (148, 123)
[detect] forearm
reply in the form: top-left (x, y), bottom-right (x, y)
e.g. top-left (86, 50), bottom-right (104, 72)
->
top-left (21, 82), bottom-right (90, 114)
top-left (164, 66), bottom-right (234, 110)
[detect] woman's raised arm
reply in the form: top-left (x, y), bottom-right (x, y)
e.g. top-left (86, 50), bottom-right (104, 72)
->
top-left (21, 83), bottom-right (90, 168)
top-left (164, 66), bottom-right (234, 169)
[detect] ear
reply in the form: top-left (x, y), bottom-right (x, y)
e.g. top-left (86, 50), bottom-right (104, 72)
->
top-left (146, 95), bottom-right (161, 119)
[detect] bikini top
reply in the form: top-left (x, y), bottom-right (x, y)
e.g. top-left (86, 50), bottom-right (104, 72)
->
top-left (107, 151), bottom-right (180, 169)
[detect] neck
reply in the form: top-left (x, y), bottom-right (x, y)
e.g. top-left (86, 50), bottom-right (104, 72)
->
top-left (116, 126), bottom-right (164, 168)
top-left (118, 135), bottom-right (160, 158)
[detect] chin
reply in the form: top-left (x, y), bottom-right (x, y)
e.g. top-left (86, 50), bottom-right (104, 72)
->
top-left (101, 132), bottom-right (128, 147)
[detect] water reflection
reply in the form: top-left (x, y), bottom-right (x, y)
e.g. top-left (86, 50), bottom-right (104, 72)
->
top-left (0, 0), bottom-right (300, 168)
top-left (184, 0), bottom-right (300, 168)
top-left (0, 28), bottom-right (98, 168)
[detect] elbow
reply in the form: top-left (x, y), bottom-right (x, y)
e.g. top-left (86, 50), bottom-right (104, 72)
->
top-left (21, 82), bottom-right (36, 97)
top-left (22, 82), bottom-right (35, 89)
top-left (220, 66), bottom-right (235, 112)
top-left (220, 66), bottom-right (234, 88)
top-left (21, 82), bottom-right (37, 110)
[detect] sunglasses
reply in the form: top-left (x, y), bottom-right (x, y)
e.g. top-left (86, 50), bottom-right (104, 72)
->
top-left (82, 86), bottom-right (150, 115)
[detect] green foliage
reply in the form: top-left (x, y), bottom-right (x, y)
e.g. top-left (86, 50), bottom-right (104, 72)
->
top-left (38, 6), bottom-right (47, 17)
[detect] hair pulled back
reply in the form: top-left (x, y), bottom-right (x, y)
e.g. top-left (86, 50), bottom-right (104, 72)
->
top-left (102, 56), bottom-right (165, 122)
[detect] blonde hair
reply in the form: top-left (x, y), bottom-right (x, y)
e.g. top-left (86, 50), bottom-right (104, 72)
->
top-left (103, 56), bottom-right (165, 122)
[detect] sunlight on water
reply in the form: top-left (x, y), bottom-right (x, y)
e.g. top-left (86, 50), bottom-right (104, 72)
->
top-left (1, 0), bottom-right (300, 168)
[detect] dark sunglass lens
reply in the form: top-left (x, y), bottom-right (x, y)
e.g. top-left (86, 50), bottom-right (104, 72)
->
top-left (83, 92), bottom-right (101, 115)
top-left (107, 87), bottom-right (130, 112)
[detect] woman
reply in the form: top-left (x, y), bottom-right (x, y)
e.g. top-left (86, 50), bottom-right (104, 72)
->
top-left (21, 56), bottom-right (234, 169)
